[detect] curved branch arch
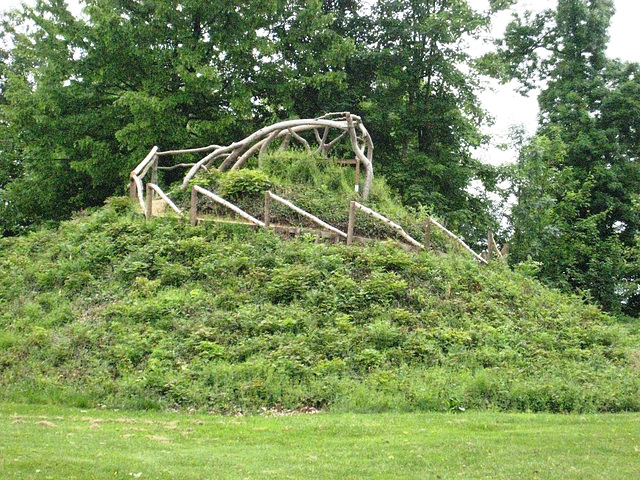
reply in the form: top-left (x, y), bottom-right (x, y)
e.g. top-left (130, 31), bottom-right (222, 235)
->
top-left (172, 113), bottom-right (374, 198)
top-left (130, 113), bottom-right (375, 217)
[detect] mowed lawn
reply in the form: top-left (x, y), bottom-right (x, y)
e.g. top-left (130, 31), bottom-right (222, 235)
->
top-left (1, 403), bottom-right (639, 479)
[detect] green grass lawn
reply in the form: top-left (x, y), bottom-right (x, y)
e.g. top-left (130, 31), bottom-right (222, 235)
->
top-left (1, 403), bottom-right (639, 479)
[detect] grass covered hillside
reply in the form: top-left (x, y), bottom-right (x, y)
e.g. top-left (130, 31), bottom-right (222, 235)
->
top-left (1, 155), bottom-right (639, 414)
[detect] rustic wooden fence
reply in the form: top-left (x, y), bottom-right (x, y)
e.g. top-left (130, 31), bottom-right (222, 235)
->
top-left (128, 112), bottom-right (503, 264)
top-left (184, 184), bottom-right (492, 264)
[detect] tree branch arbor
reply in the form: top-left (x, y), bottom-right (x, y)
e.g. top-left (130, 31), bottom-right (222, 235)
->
top-left (491, 0), bottom-right (640, 315)
top-left (130, 112), bottom-right (375, 212)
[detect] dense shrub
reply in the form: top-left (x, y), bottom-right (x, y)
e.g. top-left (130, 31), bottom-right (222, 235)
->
top-left (217, 169), bottom-right (273, 200)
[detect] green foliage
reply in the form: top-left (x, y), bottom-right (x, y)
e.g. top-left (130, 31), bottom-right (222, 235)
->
top-left (1, 0), bottom-right (507, 247)
top-left (190, 152), bottom-right (442, 248)
top-left (0, 199), bottom-right (638, 414)
top-left (217, 169), bottom-right (273, 201)
top-left (355, 0), bottom-right (510, 243)
top-left (0, 0), bottom-right (280, 234)
top-left (493, 0), bottom-right (640, 315)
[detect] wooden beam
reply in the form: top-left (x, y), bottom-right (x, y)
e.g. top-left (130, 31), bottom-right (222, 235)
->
top-left (156, 145), bottom-right (222, 156)
top-left (129, 178), bottom-right (137, 202)
top-left (157, 163), bottom-right (208, 171)
top-left (145, 183), bottom-right (153, 220)
top-left (267, 191), bottom-right (347, 238)
top-left (194, 185), bottom-right (265, 227)
top-left (131, 174), bottom-right (144, 211)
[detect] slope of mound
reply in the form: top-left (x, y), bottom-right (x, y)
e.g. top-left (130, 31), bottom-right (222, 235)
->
top-left (1, 193), bottom-right (639, 414)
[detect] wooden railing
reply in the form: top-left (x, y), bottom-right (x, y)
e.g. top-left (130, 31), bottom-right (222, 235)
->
top-left (265, 191), bottom-right (346, 238)
top-left (130, 142), bottom-right (494, 265)
top-left (347, 201), bottom-right (488, 264)
top-left (190, 185), bottom-right (265, 227)
top-left (129, 112), bottom-right (376, 223)
top-left (145, 183), bottom-right (182, 220)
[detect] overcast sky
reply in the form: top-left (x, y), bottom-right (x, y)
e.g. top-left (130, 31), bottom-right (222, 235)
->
top-left (1, 0), bottom-right (638, 164)
top-left (470, 0), bottom-right (640, 164)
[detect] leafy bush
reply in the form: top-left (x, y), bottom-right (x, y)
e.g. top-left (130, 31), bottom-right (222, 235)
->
top-left (217, 169), bottom-right (273, 200)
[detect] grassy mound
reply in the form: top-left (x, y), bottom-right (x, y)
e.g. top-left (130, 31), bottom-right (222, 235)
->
top-left (1, 157), bottom-right (639, 414)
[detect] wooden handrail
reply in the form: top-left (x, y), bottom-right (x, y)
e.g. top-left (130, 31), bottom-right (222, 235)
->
top-left (148, 183), bottom-right (182, 215)
top-left (266, 191), bottom-right (347, 238)
top-left (347, 201), bottom-right (487, 265)
top-left (131, 174), bottom-right (144, 211)
top-left (132, 146), bottom-right (158, 176)
top-left (192, 185), bottom-right (265, 227)
top-left (351, 201), bottom-right (423, 249)
top-left (428, 217), bottom-right (488, 265)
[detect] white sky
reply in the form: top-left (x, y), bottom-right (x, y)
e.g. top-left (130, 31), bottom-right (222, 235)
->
top-left (470, 0), bottom-right (640, 164)
top-left (1, 0), bottom-right (638, 165)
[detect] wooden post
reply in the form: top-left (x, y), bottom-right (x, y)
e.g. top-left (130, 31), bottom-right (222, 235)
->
top-left (190, 187), bottom-right (198, 226)
top-left (424, 218), bottom-right (431, 250)
top-left (487, 231), bottom-right (494, 261)
top-left (355, 158), bottom-right (360, 193)
top-left (145, 183), bottom-right (153, 220)
top-left (264, 191), bottom-right (271, 229)
top-left (347, 201), bottom-right (356, 245)
top-left (129, 177), bottom-right (137, 202)
top-left (150, 156), bottom-right (158, 185)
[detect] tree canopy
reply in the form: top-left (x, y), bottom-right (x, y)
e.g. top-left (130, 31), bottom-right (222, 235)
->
top-left (0, 0), bottom-right (510, 242)
top-left (492, 0), bottom-right (640, 315)
top-left (4, 0), bottom-right (640, 315)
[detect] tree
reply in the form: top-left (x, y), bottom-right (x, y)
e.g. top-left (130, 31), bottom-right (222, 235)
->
top-left (263, 0), bottom-right (360, 119)
top-left (492, 0), bottom-right (640, 314)
top-left (0, 0), bottom-right (511, 248)
top-left (361, 0), bottom-right (515, 243)
top-left (0, 0), bottom-right (279, 234)
top-left (507, 131), bottom-right (565, 265)
top-left (0, 0), bottom-right (94, 233)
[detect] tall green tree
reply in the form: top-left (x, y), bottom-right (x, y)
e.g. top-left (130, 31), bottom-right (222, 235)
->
top-left (1, 0), bottom-right (511, 247)
top-left (493, 0), bottom-right (640, 314)
top-left (264, 0), bottom-right (361, 119)
top-left (0, 0), bottom-right (279, 235)
top-left (362, 0), bottom-right (515, 242)
top-left (0, 0), bottom-right (93, 233)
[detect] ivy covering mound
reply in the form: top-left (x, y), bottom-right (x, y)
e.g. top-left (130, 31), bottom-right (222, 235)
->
top-left (1, 162), bottom-right (639, 414)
